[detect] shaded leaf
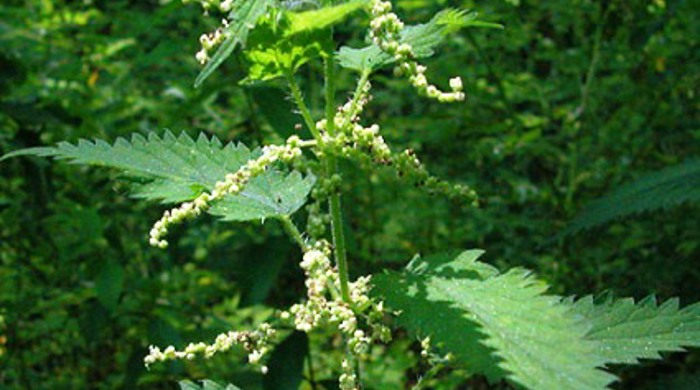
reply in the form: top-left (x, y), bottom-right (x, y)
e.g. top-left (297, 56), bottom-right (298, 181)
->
top-left (562, 159), bottom-right (700, 236)
top-left (264, 331), bottom-right (308, 390)
top-left (373, 250), bottom-right (615, 390)
top-left (95, 260), bottom-right (124, 312)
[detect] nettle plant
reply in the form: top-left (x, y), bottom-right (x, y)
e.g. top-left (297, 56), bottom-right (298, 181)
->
top-left (4, 1), bottom-right (700, 389)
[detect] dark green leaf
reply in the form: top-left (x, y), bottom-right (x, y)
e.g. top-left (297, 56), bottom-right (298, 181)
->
top-left (563, 159), bottom-right (700, 236)
top-left (95, 261), bottom-right (124, 312)
top-left (373, 250), bottom-right (615, 390)
top-left (264, 331), bottom-right (308, 390)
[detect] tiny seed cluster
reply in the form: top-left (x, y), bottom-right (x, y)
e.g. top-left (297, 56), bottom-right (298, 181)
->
top-left (149, 136), bottom-right (307, 248)
top-left (370, 0), bottom-right (466, 103)
top-left (144, 323), bottom-right (276, 374)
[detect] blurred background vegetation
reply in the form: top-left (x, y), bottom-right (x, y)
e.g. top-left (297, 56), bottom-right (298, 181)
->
top-left (0, 0), bottom-right (698, 388)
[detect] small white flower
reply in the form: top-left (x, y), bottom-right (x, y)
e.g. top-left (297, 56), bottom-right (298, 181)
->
top-left (195, 49), bottom-right (209, 65)
top-left (449, 77), bottom-right (464, 92)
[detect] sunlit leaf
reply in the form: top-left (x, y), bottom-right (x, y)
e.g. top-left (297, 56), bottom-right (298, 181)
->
top-left (285, 0), bottom-right (367, 36)
top-left (2, 131), bottom-right (315, 221)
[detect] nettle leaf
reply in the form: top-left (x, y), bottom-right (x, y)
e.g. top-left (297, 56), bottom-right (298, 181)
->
top-left (263, 331), bottom-right (308, 390)
top-left (373, 250), bottom-right (615, 390)
top-left (243, 19), bottom-right (331, 83)
top-left (562, 159), bottom-right (700, 236)
top-left (338, 9), bottom-right (502, 73)
top-left (569, 295), bottom-right (700, 365)
top-left (95, 261), bottom-right (124, 312)
top-left (209, 170), bottom-right (315, 221)
top-left (179, 380), bottom-right (242, 390)
top-left (2, 132), bottom-right (315, 221)
top-left (285, 0), bottom-right (368, 36)
top-left (194, 0), bottom-right (275, 88)
top-left (242, 1), bottom-right (365, 83)
top-left (242, 25), bottom-right (333, 83)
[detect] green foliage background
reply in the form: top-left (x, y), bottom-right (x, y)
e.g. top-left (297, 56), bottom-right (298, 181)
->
top-left (0, 0), bottom-right (698, 388)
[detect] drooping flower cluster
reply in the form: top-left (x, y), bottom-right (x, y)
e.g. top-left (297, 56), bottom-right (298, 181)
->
top-left (393, 149), bottom-right (479, 204)
top-left (149, 136), bottom-right (310, 248)
top-left (280, 242), bottom-right (391, 387)
top-left (144, 322), bottom-right (276, 374)
top-left (369, 0), bottom-right (466, 102)
top-left (316, 72), bottom-right (478, 205)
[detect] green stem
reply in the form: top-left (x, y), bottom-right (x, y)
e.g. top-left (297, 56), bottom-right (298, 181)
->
top-left (327, 169), bottom-right (350, 302)
top-left (286, 72), bottom-right (322, 142)
top-left (278, 216), bottom-right (308, 252)
top-left (323, 58), bottom-right (353, 303)
top-left (326, 70), bottom-right (373, 304)
top-left (324, 57), bottom-right (337, 136)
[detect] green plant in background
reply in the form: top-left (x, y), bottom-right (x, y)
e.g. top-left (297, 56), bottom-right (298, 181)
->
top-left (563, 159), bottom-right (700, 236)
top-left (2, 0), bottom-right (699, 389)
top-left (0, 313), bottom-right (6, 358)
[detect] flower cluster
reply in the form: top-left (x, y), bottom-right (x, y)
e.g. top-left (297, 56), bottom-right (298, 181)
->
top-left (393, 149), bottom-right (479, 205)
top-left (280, 243), bottom-right (391, 387)
top-left (316, 79), bottom-right (391, 165)
top-left (182, 0), bottom-right (234, 13)
top-left (149, 136), bottom-right (309, 248)
top-left (305, 198), bottom-right (331, 239)
top-left (144, 323), bottom-right (276, 374)
top-left (316, 75), bottom-right (478, 205)
top-left (339, 358), bottom-right (358, 390)
top-left (369, 0), bottom-right (466, 102)
top-left (196, 22), bottom-right (229, 65)
top-left (420, 336), bottom-right (432, 358)
top-left (334, 79), bottom-right (373, 131)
